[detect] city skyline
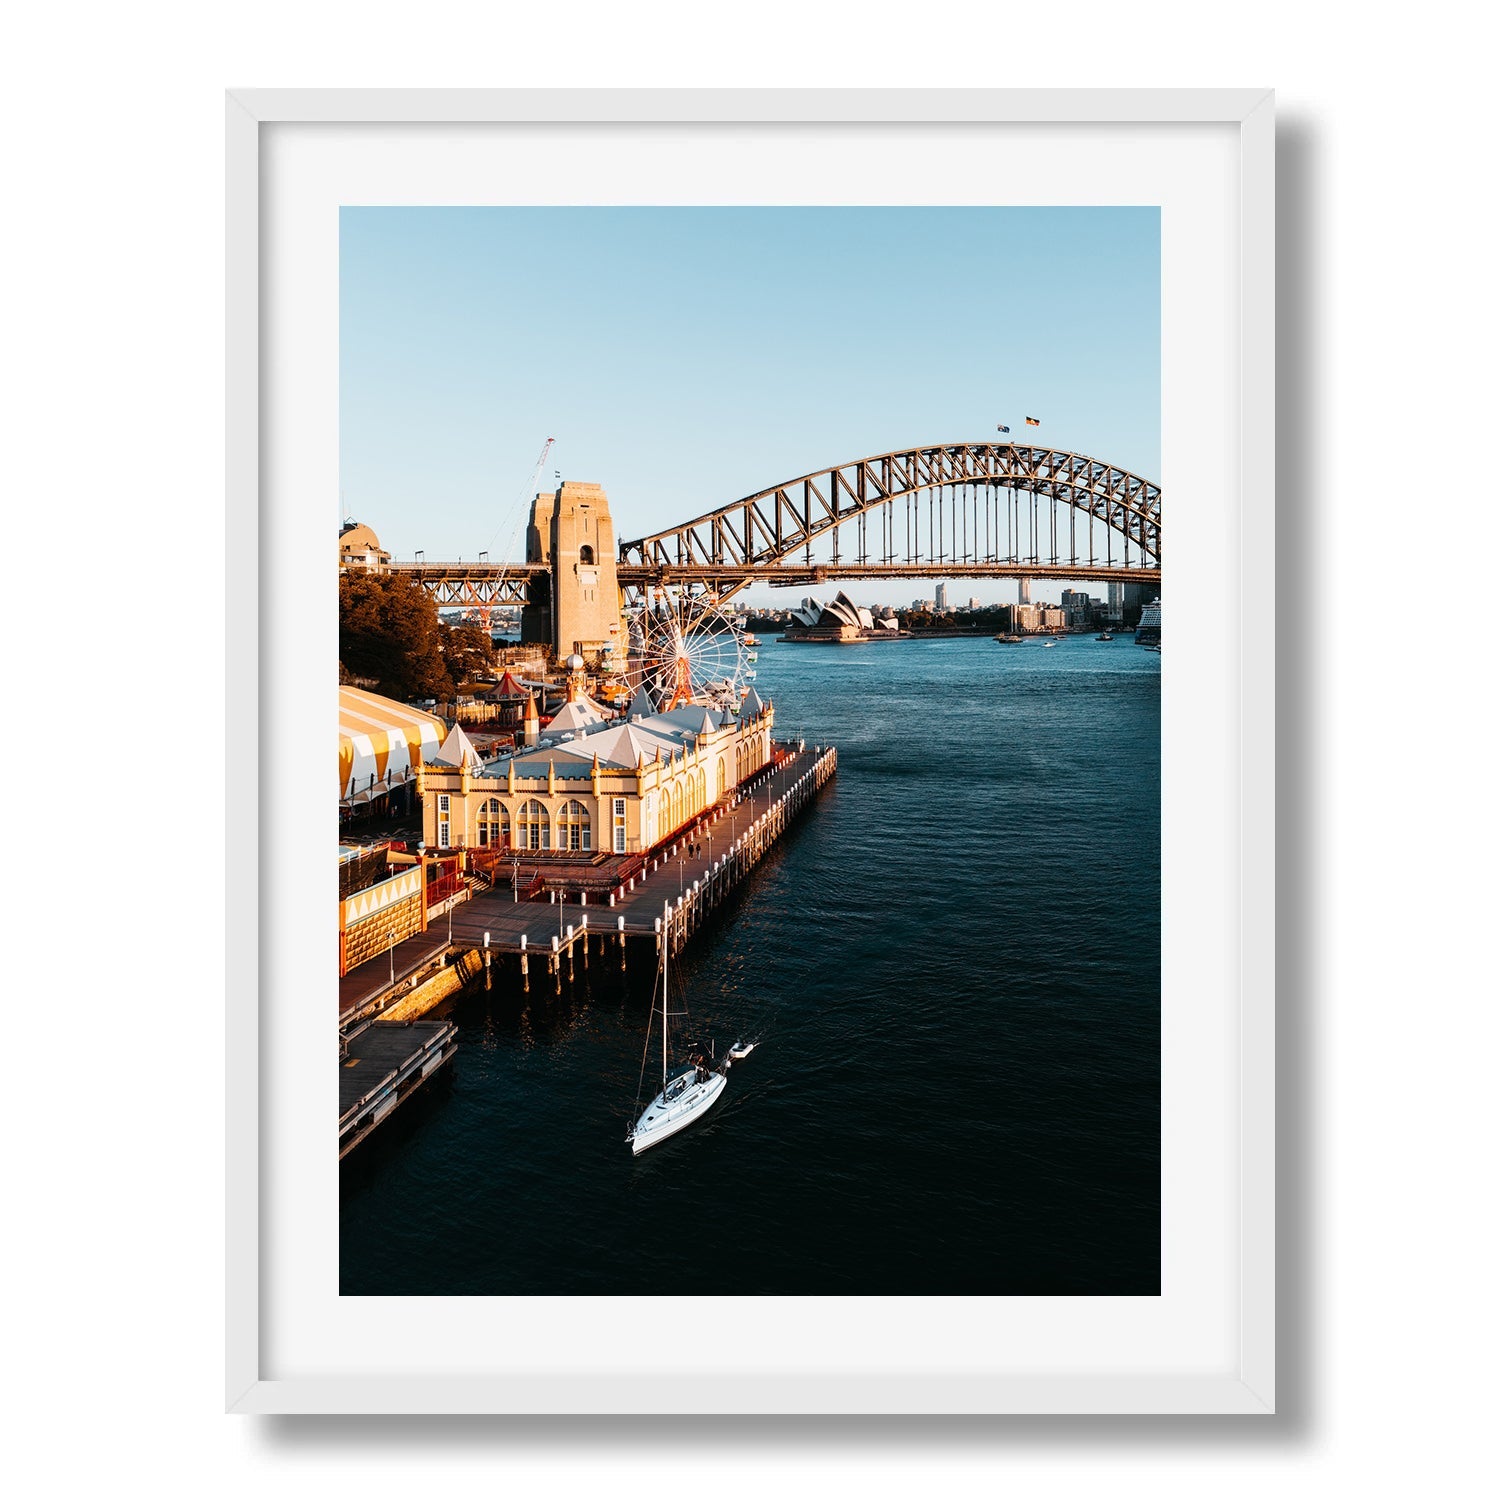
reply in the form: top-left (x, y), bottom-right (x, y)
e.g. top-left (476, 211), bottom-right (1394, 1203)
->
top-left (341, 206), bottom-right (1160, 607)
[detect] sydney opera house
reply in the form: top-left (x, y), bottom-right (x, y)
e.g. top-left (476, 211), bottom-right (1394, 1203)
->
top-left (783, 591), bottom-right (901, 643)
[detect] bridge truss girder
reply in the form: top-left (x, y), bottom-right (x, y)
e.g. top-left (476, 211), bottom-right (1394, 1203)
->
top-left (617, 443), bottom-right (1162, 582)
top-left (387, 562), bottom-right (546, 609)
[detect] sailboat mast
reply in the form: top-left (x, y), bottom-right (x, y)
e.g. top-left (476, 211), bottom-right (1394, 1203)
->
top-left (662, 901), bottom-right (670, 1089)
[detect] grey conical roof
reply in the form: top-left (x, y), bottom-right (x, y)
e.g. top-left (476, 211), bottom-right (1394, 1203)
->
top-left (431, 721), bottom-right (483, 770)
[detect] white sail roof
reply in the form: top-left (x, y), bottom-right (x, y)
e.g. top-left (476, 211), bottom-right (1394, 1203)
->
top-left (792, 590), bottom-right (871, 631)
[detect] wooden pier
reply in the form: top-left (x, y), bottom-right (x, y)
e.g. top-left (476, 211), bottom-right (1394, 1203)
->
top-left (336, 741), bottom-right (835, 1156)
top-left (448, 741), bottom-right (838, 970)
top-left (338, 1017), bottom-right (457, 1159)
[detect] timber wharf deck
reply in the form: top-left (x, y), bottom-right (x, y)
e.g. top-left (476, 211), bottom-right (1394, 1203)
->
top-left (340, 741), bottom-right (837, 1020)
top-left (335, 741), bottom-right (835, 1155)
top-left (449, 742), bottom-right (837, 975)
top-left (339, 1017), bottom-right (457, 1159)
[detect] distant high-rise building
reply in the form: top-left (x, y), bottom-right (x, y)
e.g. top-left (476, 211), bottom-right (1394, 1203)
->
top-left (1017, 577), bottom-right (1031, 605)
top-left (935, 583), bottom-right (948, 609)
top-left (1061, 588), bottom-right (1094, 627)
top-left (1121, 581), bottom-right (1154, 628)
top-left (968, 596), bottom-right (981, 610)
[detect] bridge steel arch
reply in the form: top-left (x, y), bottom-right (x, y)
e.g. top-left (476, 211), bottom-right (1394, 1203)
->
top-left (618, 443), bottom-right (1161, 583)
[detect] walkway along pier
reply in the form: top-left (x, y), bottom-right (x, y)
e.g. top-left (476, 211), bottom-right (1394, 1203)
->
top-left (339, 1016), bottom-right (457, 1160)
top-left (341, 740), bottom-right (838, 1014)
top-left (452, 740), bottom-right (838, 974)
top-left (336, 741), bottom-right (836, 1156)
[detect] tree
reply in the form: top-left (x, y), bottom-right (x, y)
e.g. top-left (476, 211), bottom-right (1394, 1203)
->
top-left (442, 620), bottom-right (496, 687)
top-left (339, 572), bottom-right (454, 701)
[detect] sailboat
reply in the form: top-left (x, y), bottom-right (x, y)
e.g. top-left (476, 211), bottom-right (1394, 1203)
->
top-left (627, 901), bottom-right (728, 1154)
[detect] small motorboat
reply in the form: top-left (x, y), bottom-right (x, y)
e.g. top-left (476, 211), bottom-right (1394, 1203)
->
top-left (1095, 633), bottom-right (1114, 641)
top-left (726, 1040), bottom-right (757, 1061)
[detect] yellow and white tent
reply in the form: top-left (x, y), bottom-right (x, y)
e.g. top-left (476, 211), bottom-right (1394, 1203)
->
top-left (339, 686), bottom-right (446, 802)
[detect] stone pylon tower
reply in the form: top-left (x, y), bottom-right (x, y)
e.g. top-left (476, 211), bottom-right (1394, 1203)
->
top-left (520, 480), bottom-right (624, 662)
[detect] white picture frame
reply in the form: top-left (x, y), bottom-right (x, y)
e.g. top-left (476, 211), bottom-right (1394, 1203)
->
top-left (227, 87), bottom-right (1274, 1416)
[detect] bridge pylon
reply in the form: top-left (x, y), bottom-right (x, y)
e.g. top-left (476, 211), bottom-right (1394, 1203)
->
top-left (521, 481), bottom-right (626, 665)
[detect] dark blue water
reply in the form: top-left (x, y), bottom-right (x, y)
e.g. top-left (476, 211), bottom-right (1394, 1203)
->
top-left (341, 635), bottom-right (1159, 1295)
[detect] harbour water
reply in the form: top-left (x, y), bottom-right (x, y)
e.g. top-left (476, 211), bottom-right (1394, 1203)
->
top-left (340, 635), bottom-right (1160, 1296)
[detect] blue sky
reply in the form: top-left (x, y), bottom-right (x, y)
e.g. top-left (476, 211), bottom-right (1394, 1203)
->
top-left (341, 207), bottom-right (1159, 607)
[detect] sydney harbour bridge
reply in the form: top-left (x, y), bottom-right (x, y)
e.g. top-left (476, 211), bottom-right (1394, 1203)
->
top-left (381, 441), bottom-right (1161, 628)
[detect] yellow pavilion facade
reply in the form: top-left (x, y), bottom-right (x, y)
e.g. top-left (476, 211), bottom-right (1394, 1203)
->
top-left (415, 688), bottom-right (775, 859)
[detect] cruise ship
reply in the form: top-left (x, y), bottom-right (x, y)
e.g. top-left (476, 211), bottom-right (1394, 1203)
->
top-left (1135, 597), bottom-right (1161, 648)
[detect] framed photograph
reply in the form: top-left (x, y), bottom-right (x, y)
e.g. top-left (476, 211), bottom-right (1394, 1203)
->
top-left (227, 88), bottom-right (1274, 1414)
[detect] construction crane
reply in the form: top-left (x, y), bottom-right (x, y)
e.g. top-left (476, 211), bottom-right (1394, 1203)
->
top-left (484, 437), bottom-right (555, 632)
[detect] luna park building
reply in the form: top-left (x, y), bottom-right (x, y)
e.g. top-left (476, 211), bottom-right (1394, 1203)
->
top-left (341, 482), bottom-right (776, 866)
top-left (416, 674), bottom-right (775, 860)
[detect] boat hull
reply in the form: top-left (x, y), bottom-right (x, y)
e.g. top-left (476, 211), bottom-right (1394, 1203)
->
top-left (630, 1071), bottom-right (726, 1154)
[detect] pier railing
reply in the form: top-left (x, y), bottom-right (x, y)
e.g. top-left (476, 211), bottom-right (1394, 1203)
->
top-left (649, 742), bottom-right (838, 954)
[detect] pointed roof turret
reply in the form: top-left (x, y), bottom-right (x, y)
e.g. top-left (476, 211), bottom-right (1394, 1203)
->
top-left (548, 698), bottom-right (605, 732)
top-left (432, 721), bottom-right (483, 771)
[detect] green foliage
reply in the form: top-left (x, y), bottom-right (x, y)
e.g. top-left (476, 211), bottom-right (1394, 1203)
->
top-left (442, 620), bottom-right (496, 687)
top-left (338, 572), bottom-right (454, 700)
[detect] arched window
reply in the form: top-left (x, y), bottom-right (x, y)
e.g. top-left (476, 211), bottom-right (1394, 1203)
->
top-left (672, 782), bottom-right (683, 832)
top-left (477, 797), bottom-right (510, 848)
top-left (558, 799), bottom-right (592, 852)
top-left (696, 768), bottom-right (706, 814)
top-left (717, 758), bottom-right (726, 802)
top-left (579, 544), bottom-right (595, 565)
top-left (517, 799), bottom-right (550, 851)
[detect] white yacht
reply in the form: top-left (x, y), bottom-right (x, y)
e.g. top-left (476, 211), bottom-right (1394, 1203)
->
top-left (627, 903), bottom-right (728, 1155)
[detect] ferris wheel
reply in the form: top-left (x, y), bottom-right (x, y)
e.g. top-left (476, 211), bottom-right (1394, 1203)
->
top-left (627, 589), bottom-right (757, 713)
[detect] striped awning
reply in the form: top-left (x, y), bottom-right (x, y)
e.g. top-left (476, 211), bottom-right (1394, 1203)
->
top-left (339, 687), bottom-right (446, 799)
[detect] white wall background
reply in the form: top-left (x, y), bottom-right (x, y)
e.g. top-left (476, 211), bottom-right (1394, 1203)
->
top-left (6, 3), bottom-right (1492, 1496)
